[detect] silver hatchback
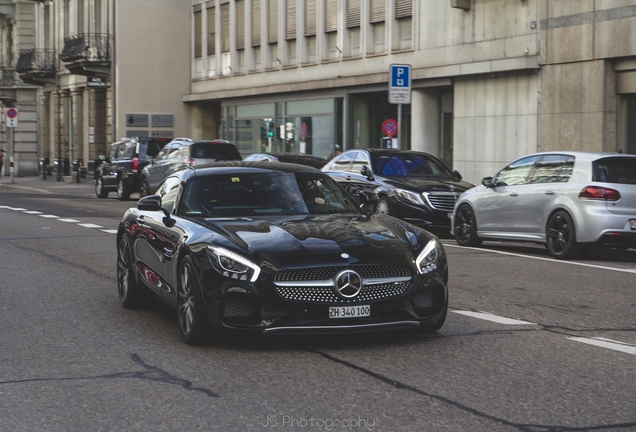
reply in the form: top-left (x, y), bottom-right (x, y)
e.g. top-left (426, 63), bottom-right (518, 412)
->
top-left (451, 151), bottom-right (636, 259)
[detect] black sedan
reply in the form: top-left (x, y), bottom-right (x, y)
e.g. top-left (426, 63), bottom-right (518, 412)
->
top-left (322, 149), bottom-right (474, 233)
top-left (117, 161), bottom-right (449, 344)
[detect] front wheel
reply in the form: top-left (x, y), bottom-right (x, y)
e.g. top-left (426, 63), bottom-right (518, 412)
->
top-left (139, 177), bottom-right (150, 198)
top-left (177, 256), bottom-right (212, 345)
top-left (95, 176), bottom-right (108, 198)
top-left (117, 236), bottom-right (143, 308)
top-left (546, 211), bottom-right (580, 259)
top-left (454, 204), bottom-right (482, 246)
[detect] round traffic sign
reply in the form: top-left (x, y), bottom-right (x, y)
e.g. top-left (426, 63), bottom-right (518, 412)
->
top-left (6, 108), bottom-right (17, 119)
top-left (382, 119), bottom-right (398, 138)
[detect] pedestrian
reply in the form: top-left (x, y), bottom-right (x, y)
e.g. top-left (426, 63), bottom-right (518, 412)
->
top-left (0, 149), bottom-right (4, 176)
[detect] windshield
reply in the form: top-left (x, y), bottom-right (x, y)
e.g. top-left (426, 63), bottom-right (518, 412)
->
top-left (371, 153), bottom-right (454, 178)
top-left (180, 171), bottom-right (359, 217)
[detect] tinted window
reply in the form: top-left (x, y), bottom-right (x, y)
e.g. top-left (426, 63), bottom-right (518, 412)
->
top-left (180, 171), bottom-right (357, 217)
top-left (157, 176), bottom-right (181, 214)
top-left (191, 143), bottom-right (242, 160)
top-left (144, 140), bottom-right (166, 158)
top-left (593, 157), bottom-right (636, 184)
top-left (372, 152), bottom-right (453, 179)
top-left (495, 156), bottom-right (540, 186)
top-left (528, 155), bottom-right (574, 184)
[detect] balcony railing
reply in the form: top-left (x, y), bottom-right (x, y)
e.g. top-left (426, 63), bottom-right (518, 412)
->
top-left (16, 48), bottom-right (56, 75)
top-left (0, 68), bottom-right (17, 84)
top-left (60, 33), bottom-right (110, 63)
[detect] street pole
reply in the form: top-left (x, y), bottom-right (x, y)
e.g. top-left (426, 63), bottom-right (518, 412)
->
top-left (57, 88), bottom-right (62, 181)
top-left (397, 103), bottom-right (402, 149)
top-left (10, 124), bottom-right (14, 184)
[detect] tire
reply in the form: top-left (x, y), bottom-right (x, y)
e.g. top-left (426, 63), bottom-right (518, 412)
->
top-left (177, 256), bottom-right (212, 345)
top-left (546, 210), bottom-right (580, 259)
top-left (117, 235), bottom-right (143, 308)
top-left (454, 204), bottom-right (482, 247)
top-left (139, 177), bottom-right (150, 198)
top-left (117, 177), bottom-right (131, 201)
top-left (375, 196), bottom-right (392, 215)
top-left (95, 176), bottom-right (109, 198)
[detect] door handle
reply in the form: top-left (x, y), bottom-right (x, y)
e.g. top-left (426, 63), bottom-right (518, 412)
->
top-left (545, 191), bottom-right (555, 196)
top-left (509, 192), bottom-right (518, 197)
top-left (136, 216), bottom-right (145, 224)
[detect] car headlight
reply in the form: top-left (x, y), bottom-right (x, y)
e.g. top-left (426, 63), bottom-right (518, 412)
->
top-left (415, 239), bottom-right (439, 275)
top-left (207, 246), bottom-right (261, 282)
top-left (396, 188), bottom-right (425, 206)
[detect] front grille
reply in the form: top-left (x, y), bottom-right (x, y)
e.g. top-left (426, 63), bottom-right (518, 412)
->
top-left (424, 192), bottom-right (458, 212)
top-left (222, 293), bottom-right (262, 324)
top-left (276, 282), bottom-right (411, 304)
top-left (410, 289), bottom-right (442, 316)
top-left (275, 265), bottom-right (411, 282)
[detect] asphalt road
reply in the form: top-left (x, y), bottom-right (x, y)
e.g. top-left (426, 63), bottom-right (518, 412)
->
top-left (1, 182), bottom-right (635, 431)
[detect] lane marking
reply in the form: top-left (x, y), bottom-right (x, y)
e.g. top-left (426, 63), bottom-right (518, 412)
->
top-left (452, 310), bottom-right (536, 325)
top-left (100, 229), bottom-right (118, 234)
top-left (567, 337), bottom-right (636, 356)
top-left (58, 218), bottom-right (80, 223)
top-left (23, 210), bottom-right (43, 215)
top-left (38, 214), bottom-right (60, 219)
top-left (77, 223), bottom-right (103, 229)
top-left (7, 207), bottom-right (26, 211)
top-left (443, 243), bottom-right (636, 274)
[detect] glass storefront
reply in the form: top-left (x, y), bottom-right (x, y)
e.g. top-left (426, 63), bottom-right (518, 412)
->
top-left (225, 98), bottom-right (341, 159)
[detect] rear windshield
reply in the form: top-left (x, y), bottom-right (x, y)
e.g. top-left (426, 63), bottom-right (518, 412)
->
top-left (191, 143), bottom-right (242, 161)
top-left (593, 157), bottom-right (636, 185)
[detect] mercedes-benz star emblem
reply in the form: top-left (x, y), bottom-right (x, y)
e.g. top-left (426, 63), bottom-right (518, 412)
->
top-left (334, 270), bottom-right (362, 298)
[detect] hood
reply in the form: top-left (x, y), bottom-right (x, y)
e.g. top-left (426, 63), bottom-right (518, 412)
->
top-left (194, 214), bottom-right (433, 269)
top-left (383, 176), bottom-right (473, 193)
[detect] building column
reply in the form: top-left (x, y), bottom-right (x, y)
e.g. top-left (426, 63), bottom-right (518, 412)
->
top-left (411, 89), bottom-right (440, 157)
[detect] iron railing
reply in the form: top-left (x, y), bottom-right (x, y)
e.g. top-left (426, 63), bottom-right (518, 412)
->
top-left (60, 33), bottom-right (110, 63)
top-left (0, 68), bottom-right (17, 84)
top-left (15, 48), bottom-right (56, 75)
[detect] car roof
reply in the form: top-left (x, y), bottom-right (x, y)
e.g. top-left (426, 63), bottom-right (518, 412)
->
top-left (190, 160), bottom-right (323, 175)
top-left (511, 151), bottom-right (635, 161)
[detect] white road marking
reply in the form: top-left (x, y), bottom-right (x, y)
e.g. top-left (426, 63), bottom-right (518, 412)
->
top-left (38, 214), bottom-right (60, 219)
top-left (452, 310), bottom-right (536, 325)
top-left (77, 223), bottom-right (103, 229)
top-left (23, 210), bottom-right (43, 214)
top-left (6, 207), bottom-right (26, 211)
top-left (443, 243), bottom-right (636, 274)
top-left (567, 337), bottom-right (636, 356)
top-left (58, 218), bottom-right (80, 223)
top-left (100, 229), bottom-right (118, 234)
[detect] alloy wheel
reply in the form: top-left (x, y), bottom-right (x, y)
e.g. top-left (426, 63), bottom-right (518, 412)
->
top-left (178, 262), bottom-right (195, 336)
top-left (546, 211), bottom-right (579, 259)
top-left (454, 205), bottom-right (481, 247)
top-left (117, 238), bottom-right (130, 302)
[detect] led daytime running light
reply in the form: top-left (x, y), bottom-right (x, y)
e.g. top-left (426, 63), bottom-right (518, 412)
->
top-left (416, 240), bottom-right (439, 275)
top-left (207, 246), bottom-right (261, 282)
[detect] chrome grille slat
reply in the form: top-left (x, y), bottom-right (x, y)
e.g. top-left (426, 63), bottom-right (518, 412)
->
top-left (424, 192), bottom-right (458, 212)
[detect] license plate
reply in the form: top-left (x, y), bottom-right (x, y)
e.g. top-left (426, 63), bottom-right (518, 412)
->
top-left (631, 219), bottom-right (636, 230)
top-left (329, 305), bottom-right (370, 319)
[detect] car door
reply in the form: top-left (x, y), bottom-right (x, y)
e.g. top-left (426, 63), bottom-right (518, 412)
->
top-left (101, 142), bottom-right (123, 187)
top-left (515, 154), bottom-right (575, 239)
top-left (473, 156), bottom-right (540, 236)
top-left (134, 176), bottom-right (182, 296)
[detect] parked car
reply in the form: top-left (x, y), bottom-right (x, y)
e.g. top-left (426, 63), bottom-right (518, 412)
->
top-left (139, 138), bottom-right (242, 197)
top-left (451, 151), bottom-right (636, 259)
top-left (94, 137), bottom-right (170, 200)
top-left (243, 152), bottom-right (328, 169)
top-left (322, 148), bottom-right (473, 233)
top-left (117, 161), bottom-right (449, 344)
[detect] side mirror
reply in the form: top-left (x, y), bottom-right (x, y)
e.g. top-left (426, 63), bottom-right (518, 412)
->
top-left (360, 165), bottom-right (374, 181)
top-left (481, 176), bottom-right (493, 188)
top-left (137, 194), bottom-right (162, 211)
top-left (453, 170), bottom-right (463, 181)
top-left (358, 191), bottom-right (379, 210)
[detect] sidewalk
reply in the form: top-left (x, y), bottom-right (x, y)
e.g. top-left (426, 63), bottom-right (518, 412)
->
top-left (0, 173), bottom-right (95, 194)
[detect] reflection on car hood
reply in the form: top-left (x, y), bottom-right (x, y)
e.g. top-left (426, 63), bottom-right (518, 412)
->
top-left (383, 177), bottom-right (473, 192)
top-left (195, 213), bottom-right (433, 267)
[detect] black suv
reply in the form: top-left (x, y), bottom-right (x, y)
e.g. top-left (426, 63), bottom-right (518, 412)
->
top-left (94, 137), bottom-right (170, 200)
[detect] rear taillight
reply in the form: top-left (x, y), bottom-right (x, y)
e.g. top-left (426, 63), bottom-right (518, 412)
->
top-left (187, 158), bottom-right (194, 166)
top-left (131, 157), bottom-right (139, 172)
top-left (579, 186), bottom-right (621, 201)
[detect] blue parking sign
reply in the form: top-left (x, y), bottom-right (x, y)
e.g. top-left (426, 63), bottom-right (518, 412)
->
top-left (389, 64), bottom-right (411, 104)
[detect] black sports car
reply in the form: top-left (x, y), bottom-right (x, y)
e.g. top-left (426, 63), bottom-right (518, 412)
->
top-left (322, 149), bottom-right (474, 233)
top-left (117, 161), bottom-right (449, 344)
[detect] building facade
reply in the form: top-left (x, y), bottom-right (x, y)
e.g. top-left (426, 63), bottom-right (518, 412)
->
top-left (186, 0), bottom-right (636, 185)
top-left (15, 0), bottom-right (191, 177)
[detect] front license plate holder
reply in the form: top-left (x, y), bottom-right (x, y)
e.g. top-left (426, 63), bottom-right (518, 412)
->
top-left (630, 219), bottom-right (636, 230)
top-left (329, 305), bottom-right (370, 319)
